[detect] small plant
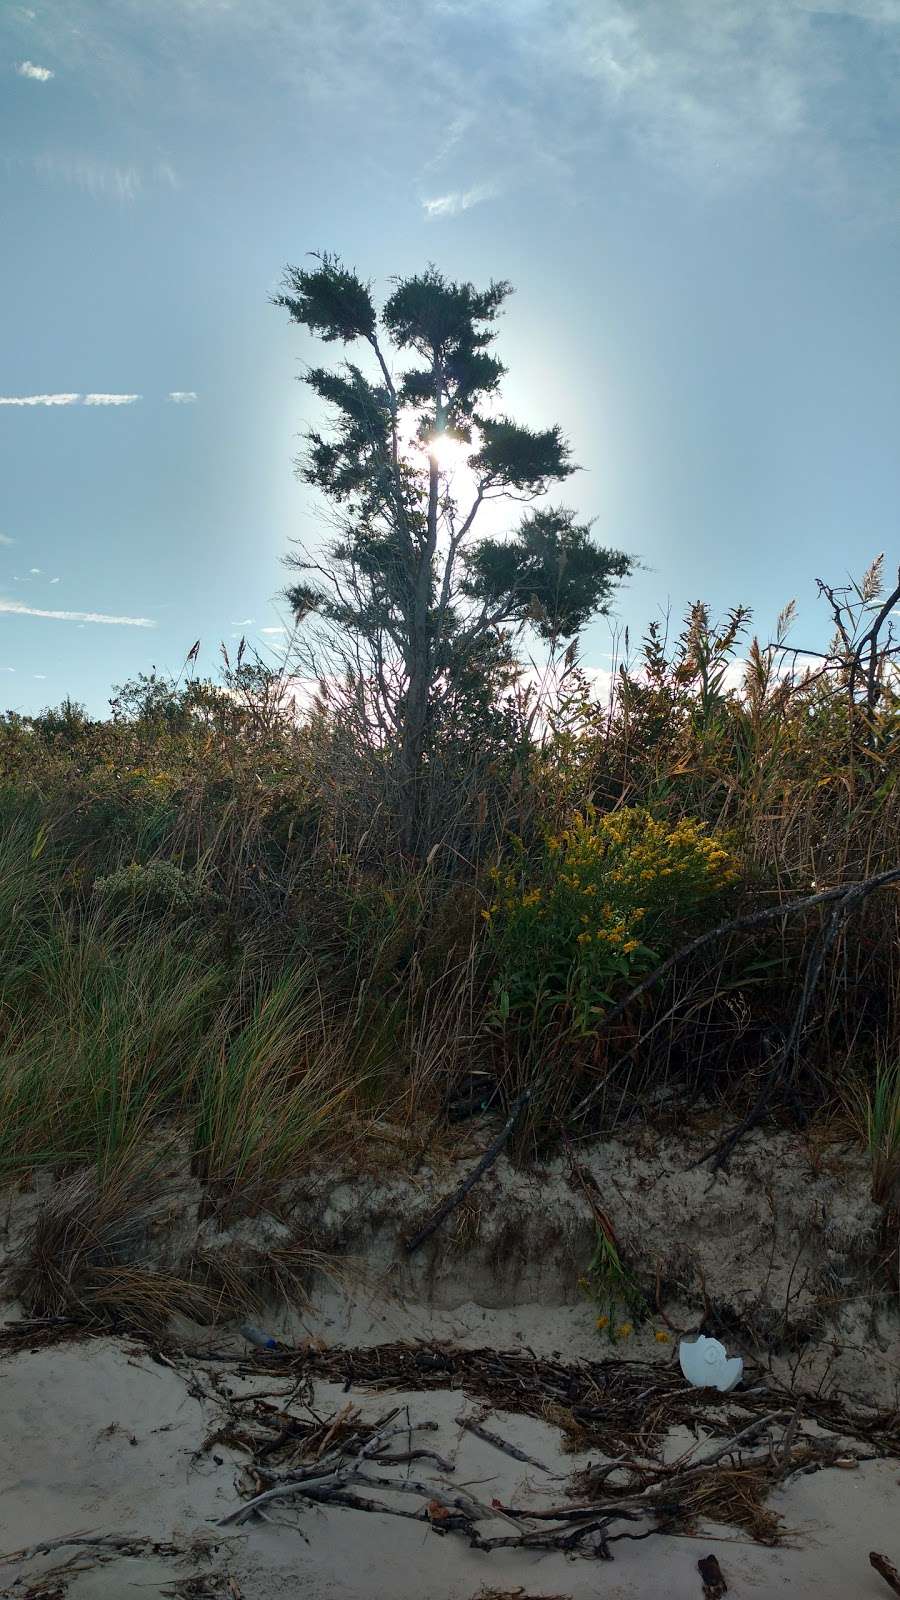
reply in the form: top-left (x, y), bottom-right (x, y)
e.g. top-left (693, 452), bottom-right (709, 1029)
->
top-left (93, 859), bottom-right (203, 918)
top-left (579, 1220), bottom-right (647, 1341)
top-left (485, 806), bottom-right (738, 1042)
top-left (845, 1058), bottom-right (900, 1203)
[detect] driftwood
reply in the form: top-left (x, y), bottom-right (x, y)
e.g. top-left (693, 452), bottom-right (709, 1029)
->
top-left (872, 1552), bottom-right (900, 1597)
top-left (204, 1338), bottom-right (898, 1557)
top-left (698, 1552), bottom-right (728, 1597)
top-left (455, 1412), bottom-right (559, 1476)
top-left (403, 1089), bottom-right (530, 1253)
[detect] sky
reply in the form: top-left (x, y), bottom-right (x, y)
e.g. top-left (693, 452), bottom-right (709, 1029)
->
top-left (2, 0), bottom-right (899, 716)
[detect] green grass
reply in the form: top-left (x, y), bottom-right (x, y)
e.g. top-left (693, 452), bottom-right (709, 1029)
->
top-left (0, 823), bottom-right (360, 1188)
top-left (845, 1058), bottom-right (900, 1203)
top-left (192, 962), bottom-right (362, 1190)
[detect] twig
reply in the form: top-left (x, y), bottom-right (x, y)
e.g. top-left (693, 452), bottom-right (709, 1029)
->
top-left (404, 1089), bottom-right (531, 1253)
top-left (456, 1413), bottom-right (559, 1475)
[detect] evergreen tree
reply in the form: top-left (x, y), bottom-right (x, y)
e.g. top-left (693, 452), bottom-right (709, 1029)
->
top-left (274, 254), bottom-right (634, 849)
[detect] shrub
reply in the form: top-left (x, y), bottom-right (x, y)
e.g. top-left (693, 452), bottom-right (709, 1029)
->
top-left (485, 806), bottom-right (739, 1043)
top-left (93, 859), bottom-right (203, 919)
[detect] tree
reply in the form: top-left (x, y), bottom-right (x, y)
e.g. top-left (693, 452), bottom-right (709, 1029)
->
top-left (274, 254), bottom-right (634, 851)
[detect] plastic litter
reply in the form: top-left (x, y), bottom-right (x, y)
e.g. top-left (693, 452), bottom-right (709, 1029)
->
top-left (239, 1322), bottom-right (279, 1350)
top-left (678, 1334), bottom-right (743, 1392)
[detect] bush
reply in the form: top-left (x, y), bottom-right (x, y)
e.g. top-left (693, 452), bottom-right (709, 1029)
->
top-left (93, 859), bottom-right (204, 919)
top-left (485, 807), bottom-right (739, 1042)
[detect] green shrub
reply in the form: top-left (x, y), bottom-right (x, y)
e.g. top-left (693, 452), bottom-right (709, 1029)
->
top-left (485, 806), bottom-right (739, 1041)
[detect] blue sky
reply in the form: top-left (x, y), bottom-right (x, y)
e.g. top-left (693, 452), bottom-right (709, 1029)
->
top-left (2, 0), bottom-right (899, 715)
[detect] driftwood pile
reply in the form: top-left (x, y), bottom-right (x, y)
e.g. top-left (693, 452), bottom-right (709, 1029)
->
top-left (193, 1339), bottom-right (900, 1554)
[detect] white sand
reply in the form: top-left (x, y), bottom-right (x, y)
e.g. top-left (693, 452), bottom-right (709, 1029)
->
top-left (3, 1335), bottom-right (900, 1599)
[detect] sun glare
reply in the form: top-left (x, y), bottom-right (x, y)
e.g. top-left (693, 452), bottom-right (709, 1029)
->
top-left (426, 431), bottom-right (470, 473)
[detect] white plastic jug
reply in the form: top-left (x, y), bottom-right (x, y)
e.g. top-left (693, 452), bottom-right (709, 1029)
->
top-left (679, 1335), bottom-right (743, 1392)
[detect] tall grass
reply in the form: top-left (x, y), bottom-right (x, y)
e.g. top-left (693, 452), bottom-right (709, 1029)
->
top-left (192, 962), bottom-right (362, 1190)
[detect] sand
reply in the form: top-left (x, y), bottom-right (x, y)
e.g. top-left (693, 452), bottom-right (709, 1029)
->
top-left (4, 1123), bottom-right (900, 1597)
top-left (3, 1334), bottom-right (900, 1599)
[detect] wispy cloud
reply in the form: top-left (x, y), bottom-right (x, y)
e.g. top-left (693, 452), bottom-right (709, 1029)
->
top-left (0, 534), bottom-right (14, 546)
top-left (83, 393), bottom-right (141, 406)
top-left (16, 60), bottom-right (54, 82)
top-left (422, 183), bottom-right (496, 219)
top-left (20, 0), bottom-right (900, 221)
top-left (0, 600), bottom-right (155, 627)
top-left (556, 0), bottom-right (900, 205)
top-left (261, 625), bottom-right (288, 635)
top-left (168, 391), bottom-right (198, 403)
top-left (0, 393), bottom-right (142, 407)
top-left (0, 667), bottom-right (15, 674)
top-left (29, 567), bottom-right (42, 576)
top-left (0, 394), bottom-right (80, 407)
top-left (32, 152), bottom-right (143, 203)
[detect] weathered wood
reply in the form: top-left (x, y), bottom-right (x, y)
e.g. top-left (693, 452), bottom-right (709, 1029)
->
top-left (871, 1552), bottom-right (900, 1597)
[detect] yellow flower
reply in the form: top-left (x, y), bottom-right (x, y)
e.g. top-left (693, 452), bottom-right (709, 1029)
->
top-left (595, 1314), bottom-right (609, 1330)
top-left (655, 1330), bottom-right (671, 1343)
top-left (616, 1322), bottom-right (633, 1339)
top-left (623, 939), bottom-right (640, 953)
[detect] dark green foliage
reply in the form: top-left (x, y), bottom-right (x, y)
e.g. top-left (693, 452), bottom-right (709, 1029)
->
top-left (463, 508), bottom-right (634, 638)
top-left (469, 418), bottom-right (574, 493)
top-left (273, 253), bottom-right (376, 343)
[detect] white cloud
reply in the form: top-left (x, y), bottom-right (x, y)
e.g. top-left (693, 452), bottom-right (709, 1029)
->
top-left (16, 60), bottom-right (54, 82)
top-left (0, 534), bottom-right (14, 546)
top-left (0, 600), bottom-right (155, 627)
top-left (0, 393), bottom-right (144, 407)
top-left (233, 618), bottom-right (256, 626)
top-left (168, 391), bottom-right (198, 403)
top-left (34, 673), bottom-right (47, 679)
top-left (29, 568), bottom-right (42, 576)
top-left (50, 576), bottom-right (60, 584)
top-left (83, 393), bottom-right (141, 406)
top-left (261, 625), bottom-right (288, 635)
top-left (0, 394), bottom-right (80, 407)
top-left (0, 667), bottom-right (15, 674)
top-left (422, 183), bottom-right (496, 218)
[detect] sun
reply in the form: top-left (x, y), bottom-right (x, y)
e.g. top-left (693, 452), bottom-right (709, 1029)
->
top-left (425, 431), bottom-right (470, 474)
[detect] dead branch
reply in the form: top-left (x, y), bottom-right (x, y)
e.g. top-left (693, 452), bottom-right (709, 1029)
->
top-left (403, 1088), bottom-right (531, 1253)
top-left (456, 1413), bottom-right (559, 1475)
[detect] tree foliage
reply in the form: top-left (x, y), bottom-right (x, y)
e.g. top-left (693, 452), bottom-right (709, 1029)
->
top-left (273, 252), bottom-right (634, 848)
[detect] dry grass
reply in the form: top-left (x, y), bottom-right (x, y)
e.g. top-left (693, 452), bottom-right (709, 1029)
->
top-left (10, 1166), bottom-right (220, 1329)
